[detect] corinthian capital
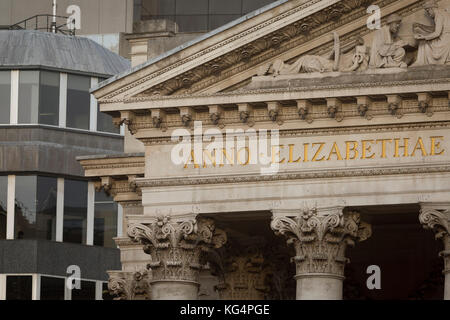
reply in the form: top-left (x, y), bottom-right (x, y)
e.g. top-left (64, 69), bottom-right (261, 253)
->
top-left (419, 203), bottom-right (450, 274)
top-left (107, 270), bottom-right (150, 300)
top-left (271, 207), bottom-right (371, 276)
top-left (419, 205), bottom-right (450, 241)
top-left (127, 216), bottom-right (227, 282)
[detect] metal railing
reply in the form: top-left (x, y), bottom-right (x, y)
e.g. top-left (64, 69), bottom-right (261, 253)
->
top-left (9, 14), bottom-right (76, 36)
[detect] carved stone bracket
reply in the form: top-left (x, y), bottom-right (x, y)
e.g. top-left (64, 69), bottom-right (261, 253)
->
top-left (271, 207), bottom-right (372, 277)
top-left (95, 176), bottom-right (113, 195)
top-left (326, 98), bottom-right (344, 122)
top-left (387, 95), bottom-right (403, 118)
top-left (238, 103), bottom-right (254, 127)
top-left (128, 216), bottom-right (227, 282)
top-left (357, 96), bottom-right (373, 120)
top-left (151, 109), bottom-right (167, 132)
top-left (179, 107), bottom-right (194, 127)
top-left (297, 100), bottom-right (313, 124)
top-left (120, 111), bottom-right (137, 134)
top-left (209, 105), bottom-right (225, 128)
top-left (107, 270), bottom-right (150, 300)
top-left (417, 93), bottom-right (433, 117)
top-left (267, 101), bottom-right (283, 125)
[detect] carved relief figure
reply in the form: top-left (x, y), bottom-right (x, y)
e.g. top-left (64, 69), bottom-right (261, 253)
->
top-left (412, 0), bottom-right (450, 66)
top-left (269, 32), bottom-right (341, 75)
top-left (342, 36), bottom-right (370, 72)
top-left (369, 14), bottom-right (408, 69)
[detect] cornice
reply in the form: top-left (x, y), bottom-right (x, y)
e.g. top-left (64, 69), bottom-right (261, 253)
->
top-left (112, 77), bottom-right (450, 105)
top-left (139, 121), bottom-right (450, 145)
top-left (135, 164), bottom-right (450, 188)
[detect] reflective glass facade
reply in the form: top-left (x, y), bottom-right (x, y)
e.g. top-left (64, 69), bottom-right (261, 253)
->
top-left (94, 190), bottom-right (118, 248)
top-left (6, 276), bottom-right (32, 300)
top-left (142, 0), bottom-right (276, 32)
top-left (14, 176), bottom-right (57, 240)
top-left (0, 71), bottom-right (11, 124)
top-left (40, 276), bottom-right (65, 300)
top-left (63, 179), bottom-right (88, 244)
top-left (71, 280), bottom-right (96, 300)
top-left (0, 176), bottom-right (7, 239)
top-left (17, 71), bottom-right (60, 125)
top-left (66, 74), bottom-right (91, 130)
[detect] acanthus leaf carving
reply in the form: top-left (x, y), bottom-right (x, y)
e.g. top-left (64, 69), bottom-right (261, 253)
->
top-left (127, 216), bottom-right (226, 282)
top-left (271, 208), bottom-right (372, 276)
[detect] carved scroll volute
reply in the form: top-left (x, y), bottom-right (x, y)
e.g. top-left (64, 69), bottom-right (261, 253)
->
top-left (108, 272), bottom-right (130, 300)
top-left (419, 207), bottom-right (450, 241)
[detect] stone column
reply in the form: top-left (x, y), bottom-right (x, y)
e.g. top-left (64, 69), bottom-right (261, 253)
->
top-left (128, 216), bottom-right (227, 300)
top-left (271, 207), bottom-right (372, 300)
top-left (419, 203), bottom-right (450, 300)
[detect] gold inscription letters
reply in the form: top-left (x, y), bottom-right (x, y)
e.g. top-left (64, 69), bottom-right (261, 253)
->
top-left (183, 136), bottom-right (445, 169)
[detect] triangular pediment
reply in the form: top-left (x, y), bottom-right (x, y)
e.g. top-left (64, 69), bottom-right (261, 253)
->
top-left (93, 0), bottom-right (429, 104)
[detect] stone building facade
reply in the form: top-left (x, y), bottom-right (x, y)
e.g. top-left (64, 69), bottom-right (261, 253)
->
top-left (80, 0), bottom-right (450, 300)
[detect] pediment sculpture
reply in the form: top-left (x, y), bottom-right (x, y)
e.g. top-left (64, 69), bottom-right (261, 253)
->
top-left (260, 0), bottom-right (450, 77)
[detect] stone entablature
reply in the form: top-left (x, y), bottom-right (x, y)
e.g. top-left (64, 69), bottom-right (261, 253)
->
top-left (101, 67), bottom-right (450, 141)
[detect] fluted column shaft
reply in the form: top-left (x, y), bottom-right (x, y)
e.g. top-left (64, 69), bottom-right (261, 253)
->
top-left (128, 216), bottom-right (227, 300)
top-left (419, 203), bottom-right (450, 300)
top-left (271, 207), bottom-right (372, 300)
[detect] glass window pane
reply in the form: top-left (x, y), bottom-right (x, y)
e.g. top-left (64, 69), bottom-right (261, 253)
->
top-left (97, 106), bottom-right (120, 134)
top-left (176, 15), bottom-right (208, 32)
top-left (6, 276), bottom-right (32, 300)
top-left (39, 71), bottom-right (60, 126)
top-left (94, 191), bottom-right (117, 248)
top-left (72, 280), bottom-right (96, 300)
top-left (153, 0), bottom-right (176, 15)
top-left (0, 71), bottom-right (11, 124)
top-left (209, 14), bottom-right (241, 30)
top-left (0, 176), bottom-right (7, 239)
top-left (176, 0), bottom-right (208, 15)
top-left (40, 276), bottom-right (65, 300)
top-left (209, 0), bottom-right (241, 14)
top-left (243, 0), bottom-right (274, 13)
top-left (66, 74), bottom-right (90, 130)
top-left (15, 176), bottom-right (57, 240)
top-left (63, 179), bottom-right (88, 244)
top-left (18, 71), bottom-right (39, 124)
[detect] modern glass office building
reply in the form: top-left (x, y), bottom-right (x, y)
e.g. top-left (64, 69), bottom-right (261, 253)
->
top-left (0, 29), bottom-right (130, 300)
